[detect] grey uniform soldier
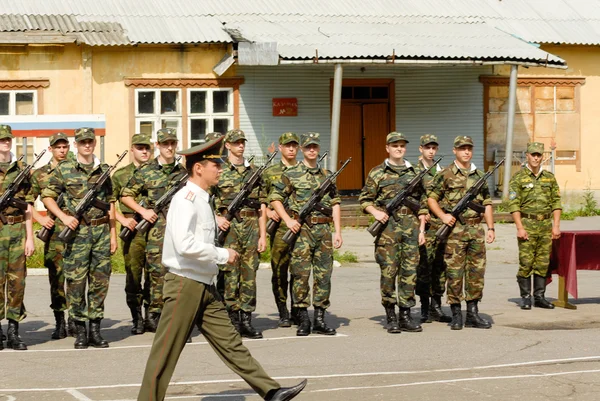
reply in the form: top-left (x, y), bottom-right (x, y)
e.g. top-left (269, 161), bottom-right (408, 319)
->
top-left (508, 142), bottom-right (561, 310)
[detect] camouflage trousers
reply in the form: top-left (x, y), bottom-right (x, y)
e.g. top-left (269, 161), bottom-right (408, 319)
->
top-left (122, 223), bottom-right (149, 311)
top-left (142, 215), bottom-right (167, 314)
top-left (375, 215), bottom-right (419, 309)
top-left (0, 222), bottom-right (27, 321)
top-left (442, 223), bottom-right (486, 305)
top-left (270, 222), bottom-right (293, 306)
top-left (63, 224), bottom-right (111, 322)
top-left (220, 216), bottom-right (260, 313)
top-left (517, 218), bottom-right (552, 278)
top-left (290, 222), bottom-right (333, 309)
top-left (44, 226), bottom-right (67, 312)
top-left (415, 219), bottom-right (447, 298)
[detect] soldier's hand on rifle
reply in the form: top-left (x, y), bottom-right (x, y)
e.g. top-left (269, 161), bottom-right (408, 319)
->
top-left (333, 232), bottom-right (343, 249)
top-left (63, 215), bottom-right (79, 231)
top-left (418, 232), bottom-right (426, 246)
top-left (441, 213), bottom-right (456, 227)
top-left (516, 227), bottom-right (528, 241)
top-left (258, 235), bottom-right (266, 253)
top-left (371, 209), bottom-right (389, 224)
top-left (424, 214), bottom-right (431, 223)
top-left (140, 208), bottom-right (158, 224)
top-left (216, 215), bottom-right (230, 231)
top-left (124, 217), bottom-right (137, 231)
top-left (285, 218), bottom-right (301, 233)
top-left (38, 214), bottom-right (55, 230)
top-left (25, 237), bottom-right (35, 257)
top-left (266, 208), bottom-right (280, 222)
top-left (226, 248), bottom-right (239, 265)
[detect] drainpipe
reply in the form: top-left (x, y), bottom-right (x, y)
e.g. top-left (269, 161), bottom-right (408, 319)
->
top-left (502, 64), bottom-right (518, 199)
top-left (329, 63), bottom-right (343, 171)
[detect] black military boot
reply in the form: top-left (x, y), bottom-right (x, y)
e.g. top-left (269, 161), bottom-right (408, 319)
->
top-left (265, 379), bottom-right (307, 401)
top-left (430, 295), bottom-right (452, 323)
top-left (51, 311), bottom-right (67, 340)
top-left (450, 304), bottom-right (463, 330)
top-left (313, 307), bottom-right (336, 335)
top-left (67, 316), bottom-right (77, 338)
top-left (130, 306), bottom-right (145, 335)
top-left (6, 320), bottom-right (27, 350)
top-left (384, 305), bottom-right (401, 334)
top-left (517, 276), bottom-right (532, 310)
top-left (74, 321), bottom-right (88, 349)
top-left (0, 322), bottom-right (6, 341)
top-left (277, 303), bottom-right (291, 328)
top-left (533, 275), bottom-right (555, 309)
top-left (290, 307), bottom-right (300, 326)
top-left (145, 312), bottom-right (161, 333)
top-left (296, 308), bottom-right (311, 336)
top-left (465, 300), bottom-right (492, 329)
top-left (88, 319), bottom-right (109, 348)
top-left (398, 307), bottom-right (423, 332)
top-left (228, 310), bottom-right (241, 333)
top-left (420, 296), bottom-right (432, 323)
top-left (240, 311), bottom-right (263, 339)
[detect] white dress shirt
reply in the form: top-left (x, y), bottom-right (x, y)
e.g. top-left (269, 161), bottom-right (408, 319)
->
top-left (162, 181), bottom-right (229, 285)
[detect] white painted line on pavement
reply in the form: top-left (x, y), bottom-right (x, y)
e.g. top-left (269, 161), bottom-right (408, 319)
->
top-left (66, 389), bottom-right (94, 400)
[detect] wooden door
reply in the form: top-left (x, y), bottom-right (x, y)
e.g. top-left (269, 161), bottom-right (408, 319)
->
top-left (362, 103), bottom-right (390, 178)
top-left (337, 103), bottom-right (363, 191)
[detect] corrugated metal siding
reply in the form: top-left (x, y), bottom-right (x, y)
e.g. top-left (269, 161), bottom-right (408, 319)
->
top-left (238, 65), bottom-right (490, 169)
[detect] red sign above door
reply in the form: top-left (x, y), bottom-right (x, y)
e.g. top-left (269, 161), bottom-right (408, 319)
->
top-left (272, 98), bottom-right (298, 116)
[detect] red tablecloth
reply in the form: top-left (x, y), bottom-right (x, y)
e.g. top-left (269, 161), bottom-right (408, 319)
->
top-left (549, 230), bottom-right (600, 299)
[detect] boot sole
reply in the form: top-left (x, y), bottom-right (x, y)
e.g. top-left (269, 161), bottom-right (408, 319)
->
top-left (450, 326), bottom-right (463, 330)
top-left (400, 328), bottom-right (423, 333)
top-left (74, 344), bottom-right (88, 349)
top-left (89, 343), bottom-right (110, 348)
top-left (464, 322), bottom-right (492, 329)
top-left (313, 330), bottom-right (336, 335)
top-left (7, 342), bottom-right (27, 351)
top-left (278, 322), bottom-right (292, 328)
top-left (296, 332), bottom-right (310, 336)
top-left (387, 329), bottom-right (402, 334)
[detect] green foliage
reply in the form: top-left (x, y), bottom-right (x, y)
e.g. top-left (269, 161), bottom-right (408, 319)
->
top-left (334, 250), bottom-right (359, 264)
top-left (494, 200), bottom-right (510, 213)
top-left (560, 184), bottom-right (600, 221)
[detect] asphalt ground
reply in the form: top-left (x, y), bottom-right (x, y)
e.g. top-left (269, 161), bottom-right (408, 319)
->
top-left (2, 217), bottom-right (600, 401)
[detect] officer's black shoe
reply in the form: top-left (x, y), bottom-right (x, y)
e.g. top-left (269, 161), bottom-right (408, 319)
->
top-left (131, 306), bottom-right (145, 335)
top-left (465, 300), bottom-right (492, 329)
top-left (420, 296), bottom-right (432, 323)
top-left (228, 310), bottom-right (241, 333)
top-left (277, 303), bottom-right (291, 328)
top-left (0, 322), bottom-right (6, 341)
top-left (266, 379), bottom-right (308, 401)
top-left (240, 311), bottom-right (263, 339)
top-left (74, 321), bottom-right (88, 349)
top-left (517, 276), bottom-right (532, 310)
top-left (51, 311), bottom-right (67, 340)
top-left (384, 305), bottom-right (401, 334)
top-left (313, 307), bottom-right (336, 335)
top-left (533, 275), bottom-right (555, 309)
top-left (398, 308), bottom-right (423, 332)
top-left (290, 307), bottom-right (300, 326)
top-left (88, 319), bottom-right (109, 348)
top-left (450, 304), bottom-right (463, 330)
top-left (296, 308), bottom-right (311, 336)
top-left (430, 296), bottom-right (452, 323)
top-left (6, 320), bottom-right (27, 351)
top-left (145, 312), bottom-right (161, 333)
top-left (67, 316), bottom-right (77, 338)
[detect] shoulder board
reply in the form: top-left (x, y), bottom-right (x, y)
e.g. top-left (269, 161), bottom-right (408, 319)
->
top-left (184, 190), bottom-right (196, 202)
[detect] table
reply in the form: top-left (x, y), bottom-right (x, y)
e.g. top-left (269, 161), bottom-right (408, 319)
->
top-left (549, 230), bottom-right (600, 309)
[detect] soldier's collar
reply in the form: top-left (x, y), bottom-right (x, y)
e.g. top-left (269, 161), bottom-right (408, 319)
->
top-left (77, 155), bottom-right (101, 169)
top-left (420, 158), bottom-right (441, 173)
top-left (453, 161), bottom-right (476, 173)
top-left (384, 158), bottom-right (412, 169)
top-left (525, 163), bottom-right (544, 178)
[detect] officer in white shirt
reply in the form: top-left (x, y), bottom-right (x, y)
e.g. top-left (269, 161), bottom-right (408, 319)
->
top-left (138, 135), bottom-right (307, 401)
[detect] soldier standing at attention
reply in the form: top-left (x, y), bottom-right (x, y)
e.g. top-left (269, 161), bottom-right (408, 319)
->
top-left (30, 133), bottom-right (72, 340)
top-left (262, 132), bottom-right (300, 327)
top-left (428, 136), bottom-right (495, 330)
top-left (508, 142), bottom-right (561, 310)
top-left (112, 134), bottom-right (152, 334)
top-left (270, 132), bottom-right (342, 336)
top-left (414, 135), bottom-right (452, 324)
top-left (121, 128), bottom-right (187, 333)
top-left (0, 125), bottom-right (35, 351)
top-left (359, 132), bottom-right (427, 334)
top-left (42, 127), bottom-right (118, 349)
top-left (214, 129), bottom-right (266, 339)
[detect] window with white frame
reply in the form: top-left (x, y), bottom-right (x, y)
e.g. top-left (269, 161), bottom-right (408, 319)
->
top-left (0, 90), bottom-right (37, 160)
top-left (134, 89), bottom-right (183, 150)
top-left (188, 88), bottom-right (234, 147)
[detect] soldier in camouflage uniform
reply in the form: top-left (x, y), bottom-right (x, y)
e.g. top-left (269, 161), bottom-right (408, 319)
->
top-left (428, 136), bottom-right (495, 330)
top-left (214, 129), bottom-right (266, 339)
top-left (0, 125), bottom-right (35, 351)
top-left (414, 135), bottom-right (452, 324)
top-left (508, 142), bottom-right (561, 310)
top-left (42, 127), bottom-right (118, 349)
top-left (121, 128), bottom-right (186, 333)
top-left (359, 132), bottom-right (427, 334)
top-left (112, 134), bottom-right (152, 334)
top-left (30, 133), bottom-right (71, 340)
top-left (262, 132), bottom-right (300, 328)
top-left (270, 132), bottom-right (343, 337)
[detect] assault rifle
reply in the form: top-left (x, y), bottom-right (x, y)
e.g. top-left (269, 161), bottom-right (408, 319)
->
top-left (37, 193), bottom-right (63, 243)
top-left (58, 151), bottom-right (128, 243)
top-left (435, 158), bottom-right (505, 241)
top-left (0, 150), bottom-right (46, 225)
top-left (281, 157), bottom-right (352, 246)
top-left (266, 151), bottom-right (329, 237)
top-left (216, 151), bottom-right (278, 246)
top-left (367, 156), bottom-right (443, 237)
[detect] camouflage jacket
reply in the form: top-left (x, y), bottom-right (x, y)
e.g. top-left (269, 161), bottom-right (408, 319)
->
top-left (262, 161), bottom-right (298, 209)
top-left (269, 162), bottom-right (341, 217)
top-left (359, 159), bottom-right (427, 216)
top-left (414, 158), bottom-right (444, 194)
top-left (0, 159), bottom-right (34, 216)
top-left (112, 163), bottom-right (139, 215)
top-left (30, 160), bottom-right (57, 200)
top-left (121, 158), bottom-right (186, 210)
top-left (213, 159), bottom-right (264, 212)
top-left (428, 162), bottom-right (492, 219)
top-left (507, 165), bottom-right (561, 215)
top-left (41, 158), bottom-right (115, 219)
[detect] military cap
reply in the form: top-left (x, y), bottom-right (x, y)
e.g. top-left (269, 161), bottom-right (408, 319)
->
top-left (74, 127), bottom-right (95, 142)
top-left (386, 132), bottom-right (409, 144)
top-left (0, 125), bottom-right (14, 140)
top-left (420, 134), bottom-right (439, 146)
top-left (453, 135), bottom-right (474, 148)
top-left (526, 142), bottom-right (544, 155)
top-left (301, 132), bottom-right (320, 147)
top-left (224, 129), bottom-right (246, 143)
top-left (49, 132), bottom-right (69, 146)
top-left (131, 133), bottom-right (151, 146)
top-left (205, 132), bottom-right (223, 143)
top-left (279, 132), bottom-right (300, 145)
top-left (178, 135), bottom-right (225, 164)
top-left (156, 128), bottom-right (178, 143)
